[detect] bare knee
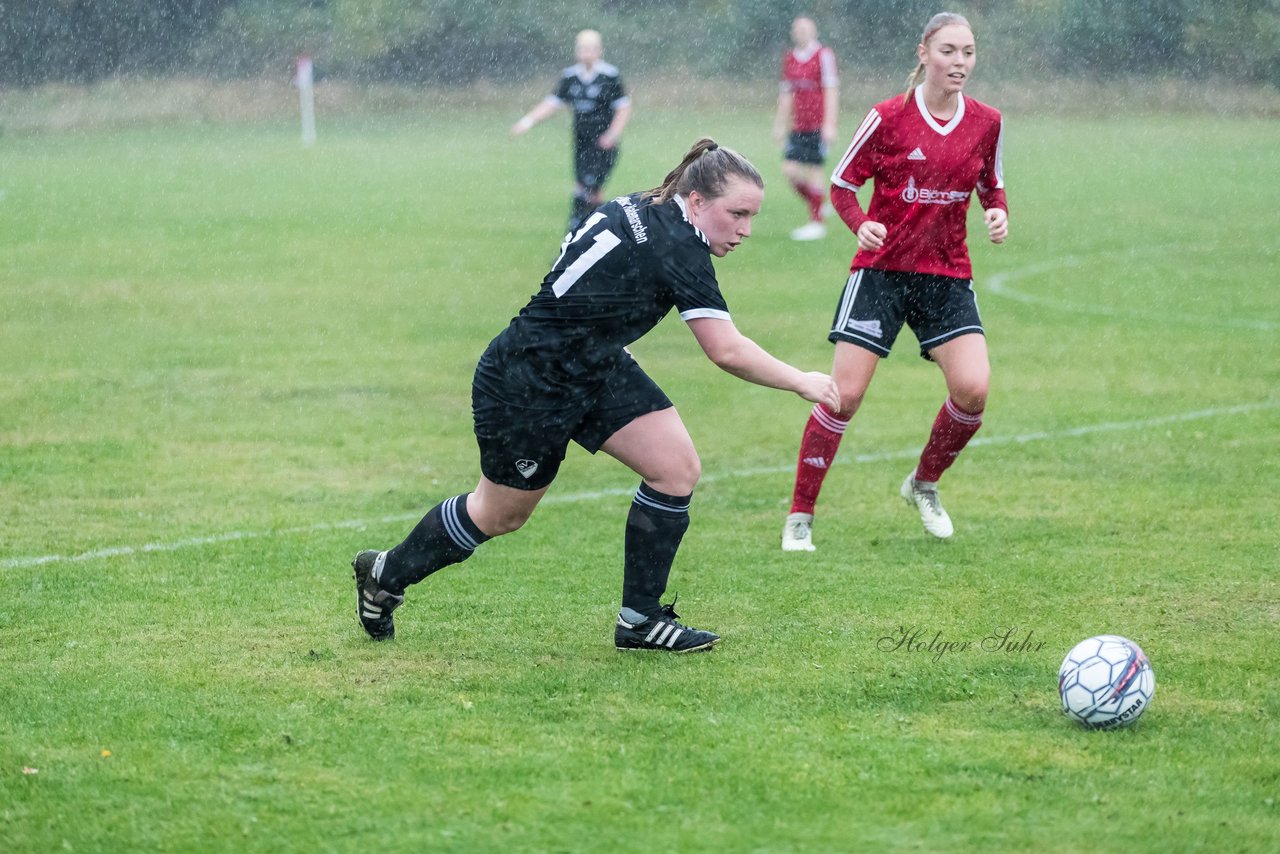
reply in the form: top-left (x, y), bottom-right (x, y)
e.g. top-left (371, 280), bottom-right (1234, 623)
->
top-left (830, 344), bottom-right (879, 421)
top-left (649, 451), bottom-right (701, 497)
top-left (483, 509), bottom-right (533, 536)
top-left (949, 376), bottom-right (989, 414)
top-left (834, 389), bottom-right (867, 421)
top-left (468, 494), bottom-right (536, 537)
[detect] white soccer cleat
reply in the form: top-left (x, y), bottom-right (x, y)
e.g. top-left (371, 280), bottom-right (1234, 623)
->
top-left (790, 221), bottom-right (827, 242)
top-left (782, 512), bottom-right (817, 552)
top-left (900, 473), bottom-right (954, 539)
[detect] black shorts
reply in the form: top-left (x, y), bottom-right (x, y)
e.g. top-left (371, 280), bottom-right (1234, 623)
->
top-left (784, 131), bottom-right (826, 166)
top-left (574, 138), bottom-right (618, 190)
top-left (472, 353), bottom-right (672, 490)
top-left (827, 268), bottom-right (984, 361)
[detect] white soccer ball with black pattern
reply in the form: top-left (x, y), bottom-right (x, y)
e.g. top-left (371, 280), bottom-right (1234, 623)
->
top-left (1058, 635), bottom-right (1155, 729)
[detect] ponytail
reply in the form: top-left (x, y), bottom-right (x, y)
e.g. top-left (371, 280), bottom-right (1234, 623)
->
top-left (903, 63), bottom-right (926, 103)
top-left (644, 137), bottom-right (763, 204)
top-left (645, 138), bottom-right (720, 203)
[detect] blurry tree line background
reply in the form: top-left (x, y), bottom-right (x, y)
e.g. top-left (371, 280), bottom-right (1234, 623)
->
top-left (1, 0), bottom-right (1278, 88)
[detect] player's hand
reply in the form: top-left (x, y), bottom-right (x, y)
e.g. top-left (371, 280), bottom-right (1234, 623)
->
top-left (597, 130), bottom-right (619, 150)
top-left (856, 221), bottom-right (887, 252)
top-left (772, 126), bottom-right (786, 147)
top-left (985, 208), bottom-right (1008, 244)
top-left (510, 117), bottom-right (534, 137)
top-left (797, 371), bottom-right (841, 412)
top-left (821, 125), bottom-right (838, 145)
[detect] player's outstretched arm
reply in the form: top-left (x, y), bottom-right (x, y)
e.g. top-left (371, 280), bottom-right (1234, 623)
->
top-left (511, 98), bottom-right (562, 136)
top-left (687, 316), bottom-right (839, 410)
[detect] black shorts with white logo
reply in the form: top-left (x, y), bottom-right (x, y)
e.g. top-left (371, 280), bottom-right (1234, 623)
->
top-left (574, 138), bottom-right (619, 189)
top-left (472, 352), bottom-right (672, 490)
top-left (784, 131), bottom-right (826, 166)
top-left (827, 268), bottom-right (984, 361)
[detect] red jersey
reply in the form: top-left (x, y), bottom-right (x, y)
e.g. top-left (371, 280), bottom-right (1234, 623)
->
top-left (781, 43), bottom-right (838, 133)
top-left (830, 87), bottom-right (1006, 279)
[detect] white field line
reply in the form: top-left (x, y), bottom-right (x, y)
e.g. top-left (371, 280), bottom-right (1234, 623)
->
top-left (982, 247), bottom-right (1279, 331)
top-left (2, 400), bottom-right (1276, 571)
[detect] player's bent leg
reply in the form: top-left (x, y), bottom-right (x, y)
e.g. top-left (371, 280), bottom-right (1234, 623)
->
top-left (831, 339), bottom-right (882, 419)
top-left (809, 164), bottom-right (835, 220)
top-left (784, 159), bottom-right (827, 240)
top-left (784, 342), bottom-right (880, 551)
top-left (568, 184), bottom-right (593, 233)
top-left (599, 407), bottom-right (700, 496)
top-left (467, 476), bottom-right (548, 537)
top-left (780, 158), bottom-right (806, 185)
top-left (931, 333), bottom-right (990, 415)
top-left (600, 409), bottom-right (717, 652)
top-left (902, 333), bottom-right (989, 539)
top-left (352, 480), bottom-right (544, 641)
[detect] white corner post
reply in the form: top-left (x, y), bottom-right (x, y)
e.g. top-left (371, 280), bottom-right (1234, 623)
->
top-left (295, 54), bottom-right (317, 147)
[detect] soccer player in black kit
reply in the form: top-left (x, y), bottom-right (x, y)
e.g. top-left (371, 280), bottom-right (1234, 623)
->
top-left (352, 139), bottom-right (840, 653)
top-left (512, 29), bottom-right (632, 232)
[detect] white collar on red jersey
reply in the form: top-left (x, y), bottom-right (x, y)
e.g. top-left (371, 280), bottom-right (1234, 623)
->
top-left (790, 41), bottom-right (823, 63)
top-left (914, 85), bottom-right (966, 136)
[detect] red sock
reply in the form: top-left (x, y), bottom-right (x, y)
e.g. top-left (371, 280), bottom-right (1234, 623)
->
top-left (915, 397), bottom-right (983, 483)
top-left (791, 181), bottom-right (825, 222)
top-left (790, 404), bottom-right (850, 514)
top-left (805, 183), bottom-right (825, 221)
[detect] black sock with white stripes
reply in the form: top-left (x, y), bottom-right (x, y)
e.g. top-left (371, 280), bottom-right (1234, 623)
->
top-left (377, 494), bottom-right (490, 595)
top-left (622, 483), bottom-right (692, 619)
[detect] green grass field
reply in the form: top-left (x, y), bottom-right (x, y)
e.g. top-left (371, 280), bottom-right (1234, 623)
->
top-left (1, 93), bottom-right (1278, 851)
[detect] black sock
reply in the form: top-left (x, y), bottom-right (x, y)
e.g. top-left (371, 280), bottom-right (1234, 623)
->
top-left (567, 191), bottom-right (592, 233)
top-left (378, 494), bottom-right (490, 594)
top-left (622, 483), bottom-right (692, 618)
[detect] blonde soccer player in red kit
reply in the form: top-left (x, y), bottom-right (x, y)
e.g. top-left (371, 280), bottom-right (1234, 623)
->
top-left (782, 12), bottom-right (1008, 551)
top-left (773, 15), bottom-right (839, 242)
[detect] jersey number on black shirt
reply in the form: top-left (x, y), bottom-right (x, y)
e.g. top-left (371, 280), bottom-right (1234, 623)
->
top-left (550, 211), bottom-right (620, 297)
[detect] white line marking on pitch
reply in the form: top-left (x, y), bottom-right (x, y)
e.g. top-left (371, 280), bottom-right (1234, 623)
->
top-left (983, 247), bottom-right (1279, 331)
top-left (3, 400), bottom-right (1275, 571)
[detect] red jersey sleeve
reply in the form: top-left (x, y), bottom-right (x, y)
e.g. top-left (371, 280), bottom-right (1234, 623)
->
top-left (976, 114), bottom-right (1007, 213)
top-left (829, 106), bottom-right (882, 232)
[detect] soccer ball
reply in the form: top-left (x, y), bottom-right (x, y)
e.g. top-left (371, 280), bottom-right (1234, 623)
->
top-left (1058, 635), bottom-right (1155, 729)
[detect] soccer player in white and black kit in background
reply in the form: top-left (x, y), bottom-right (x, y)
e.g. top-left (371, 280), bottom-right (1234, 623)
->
top-left (353, 139), bottom-right (839, 652)
top-left (512, 29), bottom-right (632, 233)
top-left (781, 12), bottom-right (1009, 552)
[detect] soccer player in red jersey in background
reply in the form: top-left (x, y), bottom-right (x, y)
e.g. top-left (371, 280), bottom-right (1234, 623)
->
top-left (773, 15), bottom-right (839, 242)
top-left (781, 12), bottom-right (1008, 551)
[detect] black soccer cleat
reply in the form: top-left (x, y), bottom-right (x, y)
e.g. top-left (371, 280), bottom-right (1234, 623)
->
top-left (615, 601), bottom-right (720, 653)
top-left (352, 550), bottom-right (403, 641)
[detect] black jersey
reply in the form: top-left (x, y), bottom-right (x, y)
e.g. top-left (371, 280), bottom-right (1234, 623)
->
top-left (552, 62), bottom-right (629, 142)
top-left (476, 193), bottom-right (730, 401)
